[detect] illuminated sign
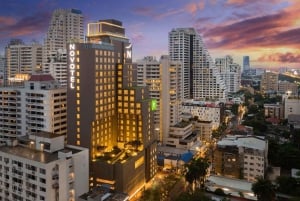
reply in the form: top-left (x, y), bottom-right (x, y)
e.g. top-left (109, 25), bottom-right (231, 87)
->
top-left (69, 44), bottom-right (76, 89)
top-left (125, 43), bottom-right (132, 59)
top-left (150, 99), bottom-right (157, 111)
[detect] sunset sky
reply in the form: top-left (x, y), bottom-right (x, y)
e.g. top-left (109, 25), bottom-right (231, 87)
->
top-left (1, 0), bottom-right (300, 68)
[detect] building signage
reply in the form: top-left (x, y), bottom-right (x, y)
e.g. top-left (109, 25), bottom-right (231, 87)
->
top-left (69, 44), bottom-right (76, 89)
top-left (125, 43), bottom-right (132, 59)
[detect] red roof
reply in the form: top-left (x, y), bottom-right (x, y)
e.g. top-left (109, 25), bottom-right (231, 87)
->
top-left (29, 74), bottom-right (55, 82)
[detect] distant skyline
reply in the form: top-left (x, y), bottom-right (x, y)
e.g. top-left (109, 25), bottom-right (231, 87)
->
top-left (0, 0), bottom-right (300, 68)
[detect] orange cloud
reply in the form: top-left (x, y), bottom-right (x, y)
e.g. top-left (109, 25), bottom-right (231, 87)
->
top-left (0, 12), bottom-right (50, 41)
top-left (203, 6), bottom-right (300, 50)
top-left (185, 3), bottom-right (198, 15)
top-left (257, 52), bottom-right (300, 63)
top-left (226, 0), bottom-right (245, 5)
top-left (0, 16), bottom-right (16, 26)
top-left (185, 1), bottom-right (205, 15)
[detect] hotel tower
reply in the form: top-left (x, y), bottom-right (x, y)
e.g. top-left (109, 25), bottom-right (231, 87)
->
top-left (66, 19), bottom-right (157, 196)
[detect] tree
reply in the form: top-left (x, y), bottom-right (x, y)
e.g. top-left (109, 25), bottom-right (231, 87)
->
top-left (175, 189), bottom-right (212, 201)
top-left (252, 177), bottom-right (275, 201)
top-left (185, 158), bottom-right (209, 191)
top-left (276, 176), bottom-right (297, 195)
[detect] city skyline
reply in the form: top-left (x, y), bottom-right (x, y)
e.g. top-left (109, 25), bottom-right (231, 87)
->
top-left (0, 0), bottom-right (300, 68)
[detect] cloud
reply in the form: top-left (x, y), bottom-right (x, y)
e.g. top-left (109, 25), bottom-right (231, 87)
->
top-left (257, 52), bottom-right (300, 63)
top-left (133, 1), bottom-right (206, 20)
top-left (185, 1), bottom-right (205, 15)
top-left (0, 12), bottom-right (50, 40)
top-left (226, 0), bottom-right (245, 5)
top-left (132, 7), bottom-right (153, 17)
top-left (130, 32), bottom-right (145, 43)
top-left (0, 16), bottom-right (16, 26)
top-left (203, 8), bottom-right (300, 50)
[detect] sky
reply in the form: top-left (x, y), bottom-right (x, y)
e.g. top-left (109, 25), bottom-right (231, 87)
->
top-left (0, 0), bottom-right (300, 69)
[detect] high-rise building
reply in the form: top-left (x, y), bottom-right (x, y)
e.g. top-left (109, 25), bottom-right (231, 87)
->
top-left (0, 55), bottom-right (5, 85)
top-left (137, 55), bottom-right (182, 142)
top-left (0, 74), bottom-right (67, 143)
top-left (169, 28), bottom-right (226, 100)
top-left (243, 56), bottom-right (250, 72)
top-left (67, 19), bottom-right (157, 197)
top-left (215, 55), bottom-right (241, 93)
top-left (43, 9), bottom-right (84, 86)
top-left (0, 132), bottom-right (89, 201)
top-left (4, 39), bottom-right (42, 85)
top-left (260, 71), bottom-right (278, 94)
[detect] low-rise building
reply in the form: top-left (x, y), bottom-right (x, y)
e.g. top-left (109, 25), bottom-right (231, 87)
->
top-left (193, 120), bottom-right (213, 143)
top-left (78, 185), bottom-right (129, 201)
top-left (215, 136), bottom-right (268, 182)
top-left (278, 80), bottom-right (298, 96)
top-left (284, 96), bottom-right (300, 119)
top-left (182, 100), bottom-right (223, 129)
top-left (264, 103), bottom-right (284, 120)
top-left (164, 121), bottom-right (200, 149)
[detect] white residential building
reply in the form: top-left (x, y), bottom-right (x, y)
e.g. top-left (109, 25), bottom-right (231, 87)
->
top-left (4, 40), bottom-right (42, 85)
top-left (182, 100), bottom-right (222, 129)
top-left (137, 55), bottom-right (182, 141)
top-left (0, 132), bottom-right (89, 201)
top-left (0, 74), bottom-right (67, 142)
top-left (164, 121), bottom-right (199, 150)
top-left (169, 28), bottom-right (226, 100)
top-left (215, 55), bottom-right (241, 93)
top-left (284, 96), bottom-right (300, 119)
top-left (43, 9), bottom-right (84, 86)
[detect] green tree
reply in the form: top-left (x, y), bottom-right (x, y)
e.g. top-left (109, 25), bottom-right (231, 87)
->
top-left (175, 189), bottom-right (212, 201)
top-left (252, 177), bottom-right (275, 201)
top-left (276, 176), bottom-right (297, 195)
top-left (231, 103), bottom-right (239, 115)
top-left (185, 158), bottom-right (209, 191)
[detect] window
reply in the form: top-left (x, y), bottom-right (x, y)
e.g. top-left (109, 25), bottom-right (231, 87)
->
top-left (39, 168), bottom-right (46, 174)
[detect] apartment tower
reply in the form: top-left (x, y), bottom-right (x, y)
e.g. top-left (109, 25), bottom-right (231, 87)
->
top-left (168, 28), bottom-right (226, 100)
top-left (215, 55), bottom-right (241, 93)
top-left (4, 39), bottom-right (42, 85)
top-left (137, 55), bottom-right (182, 142)
top-left (0, 74), bottom-right (67, 143)
top-left (43, 9), bottom-right (84, 86)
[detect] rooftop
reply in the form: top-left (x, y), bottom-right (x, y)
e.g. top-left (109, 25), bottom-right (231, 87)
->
top-left (217, 135), bottom-right (266, 150)
top-left (0, 144), bottom-right (82, 163)
top-left (29, 74), bottom-right (55, 82)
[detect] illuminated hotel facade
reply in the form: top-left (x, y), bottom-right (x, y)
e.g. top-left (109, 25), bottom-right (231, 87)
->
top-left (67, 20), bottom-right (157, 196)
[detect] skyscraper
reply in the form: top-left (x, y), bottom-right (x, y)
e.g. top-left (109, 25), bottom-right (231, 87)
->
top-left (43, 9), bottom-right (84, 86)
top-left (243, 56), bottom-right (250, 72)
top-left (137, 55), bottom-right (182, 142)
top-left (169, 28), bottom-right (226, 100)
top-left (67, 19), bottom-right (157, 196)
top-left (0, 55), bottom-right (5, 85)
top-left (215, 55), bottom-right (241, 93)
